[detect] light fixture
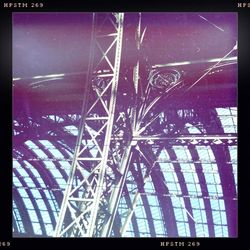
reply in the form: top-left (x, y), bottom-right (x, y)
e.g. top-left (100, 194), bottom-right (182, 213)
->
top-left (190, 139), bottom-right (199, 145)
top-left (213, 138), bottom-right (223, 145)
top-left (147, 139), bottom-right (154, 145)
top-left (203, 139), bottom-right (209, 144)
top-left (178, 139), bottom-right (186, 144)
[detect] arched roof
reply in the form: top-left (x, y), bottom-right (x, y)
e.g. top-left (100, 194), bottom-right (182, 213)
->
top-left (13, 12), bottom-right (237, 238)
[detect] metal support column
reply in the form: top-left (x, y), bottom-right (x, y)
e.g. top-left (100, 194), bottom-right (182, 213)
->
top-left (53, 13), bottom-right (124, 237)
top-left (100, 14), bottom-right (143, 237)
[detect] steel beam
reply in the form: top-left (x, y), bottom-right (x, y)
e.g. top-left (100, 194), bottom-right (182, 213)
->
top-left (53, 13), bottom-right (124, 237)
top-left (99, 14), bottom-right (147, 236)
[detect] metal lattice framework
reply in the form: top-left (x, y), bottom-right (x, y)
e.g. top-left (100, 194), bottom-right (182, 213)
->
top-left (53, 13), bottom-right (125, 237)
top-left (12, 12), bottom-right (238, 238)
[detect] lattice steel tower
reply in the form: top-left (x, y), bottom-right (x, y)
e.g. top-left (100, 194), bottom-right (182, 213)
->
top-left (52, 12), bottom-right (237, 238)
top-left (54, 12), bottom-right (139, 237)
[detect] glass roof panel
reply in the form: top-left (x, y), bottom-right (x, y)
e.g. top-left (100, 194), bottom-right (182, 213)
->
top-left (13, 200), bottom-right (26, 234)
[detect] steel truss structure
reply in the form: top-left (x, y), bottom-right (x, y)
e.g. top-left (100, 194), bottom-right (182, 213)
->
top-left (53, 12), bottom-right (126, 237)
top-left (13, 12), bottom-right (238, 238)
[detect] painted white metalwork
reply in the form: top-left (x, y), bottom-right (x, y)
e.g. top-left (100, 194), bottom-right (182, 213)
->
top-left (99, 13), bottom-right (145, 237)
top-left (53, 13), bottom-right (124, 237)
